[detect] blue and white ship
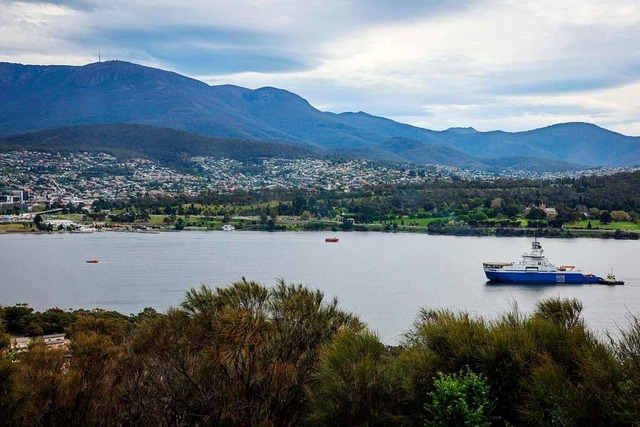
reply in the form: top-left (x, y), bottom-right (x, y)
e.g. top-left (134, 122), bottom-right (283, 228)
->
top-left (483, 238), bottom-right (602, 284)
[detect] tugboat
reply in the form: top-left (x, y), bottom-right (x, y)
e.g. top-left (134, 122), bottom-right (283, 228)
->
top-left (483, 238), bottom-right (602, 284)
top-left (598, 269), bottom-right (625, 285)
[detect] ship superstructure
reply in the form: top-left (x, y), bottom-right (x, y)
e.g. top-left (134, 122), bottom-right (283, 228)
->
top-left (483, 238), bottom-right (601, 284)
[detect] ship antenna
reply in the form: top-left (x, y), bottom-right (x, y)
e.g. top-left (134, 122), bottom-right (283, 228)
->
top-left (98, 51), bottom-right (101, 63)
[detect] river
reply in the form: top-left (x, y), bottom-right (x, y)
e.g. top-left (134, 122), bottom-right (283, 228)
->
top-left (1, 231), bottom-right (639, 343)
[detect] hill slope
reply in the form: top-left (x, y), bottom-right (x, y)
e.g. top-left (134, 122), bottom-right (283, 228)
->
top-left (0, 124), bottom-right (584, 173)
top-left (0, 124), bottom-right (316, 168)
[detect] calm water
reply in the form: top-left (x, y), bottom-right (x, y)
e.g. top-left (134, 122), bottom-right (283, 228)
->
top-left (1, 231), bottom-right (639, 343)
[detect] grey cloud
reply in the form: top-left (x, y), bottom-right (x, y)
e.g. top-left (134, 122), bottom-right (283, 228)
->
top-left (479, 51), bottom-right (640, 96)
top-left (159, 50), bottom-right (310, 75)
top-left (67, 26), bottom-right (316, 74)
top-left (6, 0), bottom-right (95, 11)
top-left (493, 76), bottom-right (626, 95)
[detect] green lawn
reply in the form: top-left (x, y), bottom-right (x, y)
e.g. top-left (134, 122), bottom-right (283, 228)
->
top-left (566, 220), bottom-right (640, 230)
top-left (0, 223), bottom-right (36, 231)
top-left (380, 217), bottom-right (451, 226)
top-left (54, 213), bottom-right (85, 222)
top-left (148, 215), bottom-right (167, 225)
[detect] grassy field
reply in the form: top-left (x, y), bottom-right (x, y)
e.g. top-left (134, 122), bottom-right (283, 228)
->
top-left (0, 223), bottom-right (36, 232)
top-left (566, 220), bottom-right (640, 230)
top-left (148, 215), bottom-right (167, 225)
top-left (380, 217), bottom-right (451, 226)
top-left (53, 214), bottom-right (85, 222)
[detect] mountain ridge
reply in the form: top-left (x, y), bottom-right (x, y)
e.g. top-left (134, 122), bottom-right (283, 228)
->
top-left (1, 60), bottom-right (639, 169)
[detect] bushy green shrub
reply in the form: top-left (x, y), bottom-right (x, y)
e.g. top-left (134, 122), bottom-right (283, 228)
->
top-left (425, 369), bottom-right (494, 427)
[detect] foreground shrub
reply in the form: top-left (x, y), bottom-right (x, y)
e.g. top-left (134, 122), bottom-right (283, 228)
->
top-left (616, 315), bottom-right (640, 424)
top-left (425, 369), bottom-right (494, 427)
top-left (125, 278), bottom-right (361, 426)
top-left (401, 298), bottom-right (622, 426)
top-left (306, 329), bottom-right (404, 426)
top-left (2, 289), bottom-right (639, 426)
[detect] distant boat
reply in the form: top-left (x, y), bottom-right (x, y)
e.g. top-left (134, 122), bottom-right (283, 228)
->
top-left (325, 237), bottom-right (339, 243)
top-left (483, 238), bottom-right (603, 284)
top-left (222, 224), bottom-right (235, 231)
top-left (86, 259), bottom-right (99, 263)
top-left (599, 268), bottom-right (625, 285)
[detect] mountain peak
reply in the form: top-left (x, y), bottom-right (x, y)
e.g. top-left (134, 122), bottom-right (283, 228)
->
top-left (519, 121), bottom-right (628, 138)
top-left (445, 126), bottom-right (478, 134)
top-left (244, 86), bottom-right (312, 108)
top-left (64, 60), bottom-right (205, 88)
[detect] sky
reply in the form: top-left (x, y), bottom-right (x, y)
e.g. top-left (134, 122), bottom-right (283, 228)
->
top-left (2, 0), bottom-right (640, 135)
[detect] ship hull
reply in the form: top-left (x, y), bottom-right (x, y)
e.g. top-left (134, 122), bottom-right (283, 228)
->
top-left (485, 270), bottom-right (601, 284)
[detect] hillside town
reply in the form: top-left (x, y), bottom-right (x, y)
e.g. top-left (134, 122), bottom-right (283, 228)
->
top-left (0, 150), bottom-right (473, 209)
top-left (2, 150), bottom-right (639, 215)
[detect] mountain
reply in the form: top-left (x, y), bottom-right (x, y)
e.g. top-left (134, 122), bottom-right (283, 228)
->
top-left (1, 60), bottom-right (639, 169)
top-left (443, 123), bottom-right (640, 167)
top-left (0, 124), bottom-right (316, 168)
top-left (0, 61), bottom-right (296, 141)
top-left (373, 137), bottom-right (583, 172)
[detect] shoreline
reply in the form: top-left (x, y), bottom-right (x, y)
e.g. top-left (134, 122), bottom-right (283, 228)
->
top-left (1, 223), bottom-right (638, 240)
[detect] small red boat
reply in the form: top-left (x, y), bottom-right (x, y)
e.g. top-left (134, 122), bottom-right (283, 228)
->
top-left (86, 259), bottom-right (99, 263)
top-left (325, 237), bottom-right (339, 243)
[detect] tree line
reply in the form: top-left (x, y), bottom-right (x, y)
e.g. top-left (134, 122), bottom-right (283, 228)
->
top-left (73, 170), bottom-right (640, 227)
top-left (2, 280), bottom-right (640, 425)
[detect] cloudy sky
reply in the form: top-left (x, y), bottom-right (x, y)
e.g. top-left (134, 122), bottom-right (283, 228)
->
top-left (3, 0), bottom-right (640, 135)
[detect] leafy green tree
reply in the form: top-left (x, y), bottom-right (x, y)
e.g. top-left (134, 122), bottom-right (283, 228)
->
top-left (0, 303), bottom-right (34, 335)
top-left (471, 211), bottom-right (489, 222)
top-left (23, 322), bottom-right (44, 337)
top-left (527, 207), bottom-right (547, 220)
top-left (135, 210), bottom-right (150, 222)
top-left (34, 214), bottom-right (44, 230)
top-left (174, 217), bottom-right (185, 230)
top-left (425, 369), bottom-right (494, 427)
